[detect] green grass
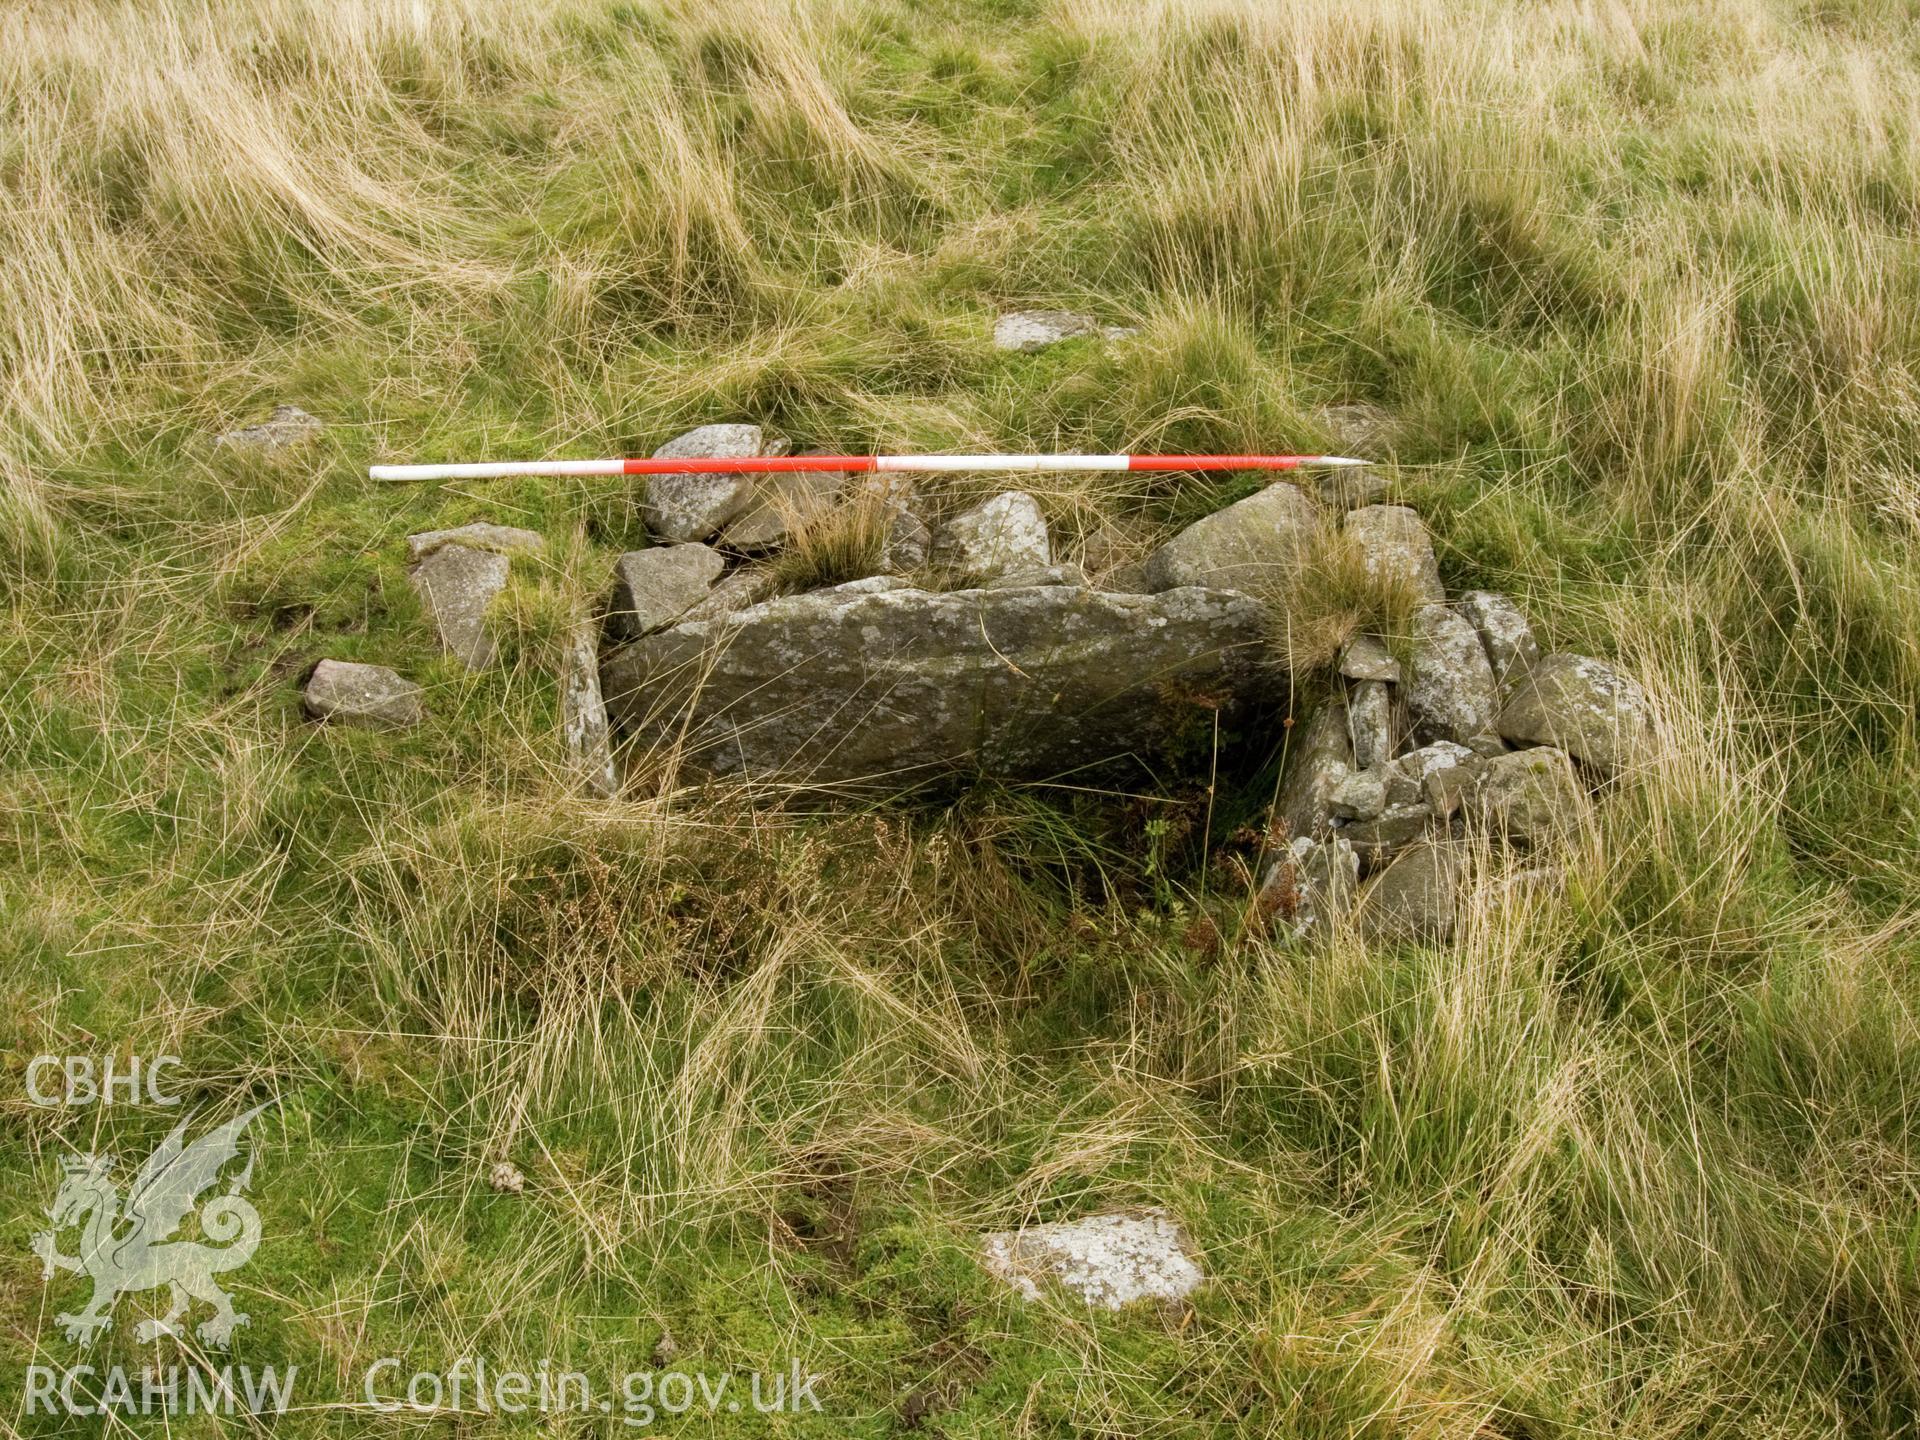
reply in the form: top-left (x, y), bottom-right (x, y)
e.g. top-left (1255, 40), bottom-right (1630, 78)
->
top-left (5, 0), bottom-right (1920, 1434)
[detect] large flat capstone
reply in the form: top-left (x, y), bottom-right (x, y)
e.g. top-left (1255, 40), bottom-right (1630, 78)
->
top-left (601, 583), bottom-right (1286, 785)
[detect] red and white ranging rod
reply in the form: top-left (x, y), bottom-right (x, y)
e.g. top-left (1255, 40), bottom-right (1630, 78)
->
top-left (368, 452), bottom-right (1371, 482)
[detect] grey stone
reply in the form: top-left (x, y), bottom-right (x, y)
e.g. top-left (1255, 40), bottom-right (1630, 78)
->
top-left (883, 509), bottom-right (930, 571)
top-left (1338, 633), bottom-right (1402, 684)
top-left (1329, 767), bottom-right (1388, 821)
top-left (562, 621), bottom-right (617, 798)
top-left (410, 543), bottom-right (510, 669)
top-left (822, 575), bottom-right (910, 595)
top-left (406, 523), bottom-right (546, 563)
top-left (981, 1210), bottom-right (1200, 1309)
top-left (1348, 679), bottom-right (1395, 770)
top-left (303, 660), bottom-right (422, 729)
top-left (1340, 804), bottom-right (1434, 865)
top-left (1472, 746), bottom-right (1589, 846)
top-left (1277, 698), bottom-right (1353, 843)
top-left (721, 459), bottom-right (843, 551)
top-left (215, 404), bottom-right (322, 452)
top-left (602, 584), bottom-right (1284, 786)
top-left (1497, 653), bottom-right (1651, 776)
top-left (1315, 401), bottom-right (1395, 459)
top-left (1077, 517), bottom-right (1148, 580)
top-left (1143, 482), bottom-right (1321, 596)
top-left (931, 492), bottom-right (1050, 582)
top-left (1313, 467), bottom-right (1390, 511)
top-left (1345, 505), bottom-right (1444, 603)
top-left (993, 310), bottom-right (1135, 353)
top-left (642, 424), bottom-right (789, 543)
top-left (1459, 590), bottom-right (1541, 686)
top-left (1384, 741), bottom-right (1478, 810)
top-left (678, 567), bottom-right (781, 623)
top-left (1422, 761), bottom-right (1477, 820)
top-left (1407, 603), bottom-right (1499, 744)
top-left (987, 563), bottom-right (1086, 589)
top-left (1259, 834), bottom-right (1360, 940)
top-left (1354, 840), bottom-right (1466, 944)
top-left (608, 544), bottom-right (725, 639)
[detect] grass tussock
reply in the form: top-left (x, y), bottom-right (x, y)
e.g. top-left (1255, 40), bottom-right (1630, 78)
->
top-left (7, 0), bottom-right (1920, 1434)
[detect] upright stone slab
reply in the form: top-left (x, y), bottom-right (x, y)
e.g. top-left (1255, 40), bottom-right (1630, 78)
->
top-left (1497, 653), bottom-right (1651, 776)
top-left (1276, 697), bottom-right (1353, 843)
top-left (1407, 603), bottom-right (1498, 744)
top-left (931, 492), bottom-right (1050, 583)
top-left (1143, 482), bottom-right (1320, 596)
top-left (410, 544), bottom-right (510, 669)
top-left (1459, 590), bottom-right (1541, 686)
top-left (607, 544), bottom-right (725, 639)
top-left (1354, 840), bottom-right (1465, 944)
top-left (601, 583), bottom-right (1285, 786)
top-left (1345, 505), bottom-right (1445, 604)
top-left (642, 424), bottom-right (788, 544)
top-left (561, 620), bottom-right (618, 798)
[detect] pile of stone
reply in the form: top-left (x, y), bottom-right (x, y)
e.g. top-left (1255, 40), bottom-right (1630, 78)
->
top-left (299, 414), bottom-right (1649, 944)
top-left (1266, 512), bottom-right (1649, 944)
top-left (598, 425), bottom-right (1314, 786)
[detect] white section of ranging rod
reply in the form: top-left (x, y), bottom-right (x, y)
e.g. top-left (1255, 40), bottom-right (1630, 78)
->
top-left (369, 459), bottom-right (628, 481)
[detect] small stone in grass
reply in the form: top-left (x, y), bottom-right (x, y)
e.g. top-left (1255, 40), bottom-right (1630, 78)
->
top-left (488, 1160), bottom-right (525, 1195)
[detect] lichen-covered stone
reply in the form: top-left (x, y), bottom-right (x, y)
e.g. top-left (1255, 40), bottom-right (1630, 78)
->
top-left (1143, 482), bottom-right (1320, 596)
top-left (1407, 603), bottom-right (1499, 744)
top-left (561, 620), bottom-right (617, 798)
top-left (1329, 766), bottom-right (1388, 821)
top-left (1459, 590), bottom-right (1541, 686)
top-left (721, 459), bottom-right (843, 551)
top-left (1260, 834), bottom-right (1360, 940)
top-left (1348, 678), bottom-right (1395, 769)
top-left (602, 583), bottom-right (1284, 786)
top-left (1497, 653), bottom-right (1651, 776)
top-left (992, 310), bottom-right (1135, 352)
top-left (406, 523), bottom-right (546, 562)
top-left (884, 509), bottom-right (931, 571)
top-left (1354, 840), bottom-right (1465, 944)
top-left (302, 660), bottom-right (422, 728)
top-left (410, 543), bottom-right (510, 669)
top-left (1340, 804), bottom-right (1434, 865)
top-left (1384, 741), bottom-right (1478, 810)
top-left (608, 544), bottom-right (725, 639)
top-left (981, 1210), bottom-right (1200, 1309)
top-left (1473, 746), bottom-right (1588, 846)
top-left (642, 424), bottom-right (789, 543)
top-left (215, 404), bottom-right (322, 452)
top-left (1338, 633), bottom-right (1402, 684)
top-left (677, 566), bottom-right (781, 623)
top-left (931, 492), bottom-right (1050, 582)
top-left (1345, 504), bottom-right (1444, 603)
top-left (1277, 698), bottom-right (1353, 843)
